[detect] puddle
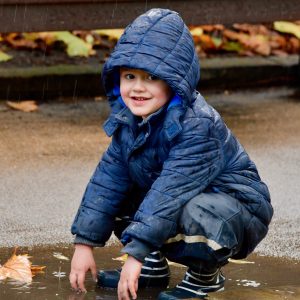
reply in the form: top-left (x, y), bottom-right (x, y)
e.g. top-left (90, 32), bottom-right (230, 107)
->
top-left (0, 245), bottom-right (299, 299)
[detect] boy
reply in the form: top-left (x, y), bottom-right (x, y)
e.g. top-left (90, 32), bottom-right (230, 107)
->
top-left (70, 8), bottom-right (273, 300)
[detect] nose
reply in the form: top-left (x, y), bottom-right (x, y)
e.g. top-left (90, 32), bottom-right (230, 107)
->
top-left (132, 78), bottom-right (146, 92)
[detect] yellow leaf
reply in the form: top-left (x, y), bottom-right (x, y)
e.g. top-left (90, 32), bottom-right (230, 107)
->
top-left (112, 254), bottom-right (128, 262)
top-left (228, 258), bottom-right (255, 264)
top-left (53, 32), bottom-right (93, 57)
top-left (274, 21), bottom-right (300, 39)
top-left (94, 29), bottom-right (124, 40)
top-left (6, 100), bottom-right (38, 112)
top-left (0, 50), bottom-right (12, 62)
top-left (190, 27), bottom-right (204, 37)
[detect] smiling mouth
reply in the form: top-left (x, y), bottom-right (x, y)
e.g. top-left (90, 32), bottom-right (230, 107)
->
top-left (132, 97), bottom-right (150, 101)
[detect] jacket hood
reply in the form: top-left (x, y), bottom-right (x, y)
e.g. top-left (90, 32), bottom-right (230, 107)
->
top-left (102, 8), bottom-right (200, 108)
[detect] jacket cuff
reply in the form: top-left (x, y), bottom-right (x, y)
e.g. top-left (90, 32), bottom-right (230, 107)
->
top-left (121, 238), bottom-right (154, 262)
top-left (74, 235), bottom-right (105, 247)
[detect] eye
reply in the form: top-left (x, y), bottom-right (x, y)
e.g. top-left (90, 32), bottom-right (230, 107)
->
top-left (124, 73), bottom-right (135, 80)
top-left (148, 74), bottom-right (159, 81)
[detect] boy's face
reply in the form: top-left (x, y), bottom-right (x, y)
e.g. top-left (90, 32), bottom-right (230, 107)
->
top-left (120, 68), bottom-right (172, 119)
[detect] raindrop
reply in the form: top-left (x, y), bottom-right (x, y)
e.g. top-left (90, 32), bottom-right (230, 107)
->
top-left (13, 4), bottom-right (18, 23)
top-left (72, 79), bottom-right (78, 103)
top-left (110, 0), bottom-right (118, 24)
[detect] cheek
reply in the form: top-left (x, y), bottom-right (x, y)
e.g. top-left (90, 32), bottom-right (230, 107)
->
top-left (120, 82), bottom-right (128, 98)
top-left (156, 85), bottom-right (172, 102)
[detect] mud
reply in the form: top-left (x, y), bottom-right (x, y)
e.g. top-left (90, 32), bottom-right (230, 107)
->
top-left (0, 245), bottom-right (299, 300)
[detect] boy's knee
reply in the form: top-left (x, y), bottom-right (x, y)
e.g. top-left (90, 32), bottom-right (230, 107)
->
top-left (179, 192), bottom-right (248, 250)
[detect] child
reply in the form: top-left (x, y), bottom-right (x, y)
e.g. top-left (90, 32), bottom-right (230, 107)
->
top-left (69, 8), bottom-right (273, 300)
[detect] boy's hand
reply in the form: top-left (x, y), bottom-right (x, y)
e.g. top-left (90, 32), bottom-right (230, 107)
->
top-left (118, 255), bottom-right (142, 300)
top-left (69, 244), bottom-right (97, 292)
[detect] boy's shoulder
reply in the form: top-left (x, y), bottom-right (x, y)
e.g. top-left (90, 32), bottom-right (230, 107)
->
top-left (184, 93), bottom-right (218, 124)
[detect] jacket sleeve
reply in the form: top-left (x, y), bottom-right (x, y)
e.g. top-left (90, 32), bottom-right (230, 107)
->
top-left (71, 133), bottom-right (131, 245)
top-left (121, 117), bottom-right (223, 260)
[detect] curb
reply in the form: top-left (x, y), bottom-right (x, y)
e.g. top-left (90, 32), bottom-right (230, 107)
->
top-left (0, 55), bottom-right (299, 100)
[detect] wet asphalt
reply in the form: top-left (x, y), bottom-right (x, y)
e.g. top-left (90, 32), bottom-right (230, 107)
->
top-left (0, 87), bottom-right (300, 260)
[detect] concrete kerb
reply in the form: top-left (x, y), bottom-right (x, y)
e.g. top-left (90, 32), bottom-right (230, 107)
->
top-left (0, 55), bottom-right (299, 100)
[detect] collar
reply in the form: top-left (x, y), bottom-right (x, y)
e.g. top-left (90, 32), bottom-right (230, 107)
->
top-left (103, 103), bottom-right (186, 140)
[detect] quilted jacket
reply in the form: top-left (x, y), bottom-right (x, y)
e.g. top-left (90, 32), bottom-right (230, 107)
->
top-left (71, 8), bottom-right (273, 260)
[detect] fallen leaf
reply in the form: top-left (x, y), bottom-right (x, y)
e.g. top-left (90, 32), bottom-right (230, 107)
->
top-left (228, 258), bottom-right (255, 264)
top-left (0, 249), bottom-right (46, 283)
top-left (199, 24), bottom-right (225, 32)
top-left (6, 100), bottom-right (38, 112)
top-left (190, 27), bottom-right (204, 37)
top-left (53, 252), bottom-right (69, 261)
top-left (211, 36), bottom-right (223, 48)
top-left (274, 21), bottom-right (300, 39)
top-left (112, 254), bottom-right (128, 262)
top-left (31, 265), bottom-right (46, 276)
top-left (5, 33), bottom-right (38, 49)
top-left (245, 35), bottom-right (271, 56)
top-left (222, 41), bottom-right (244, 53)
top-left (233, 23), bottom-right (269, 35)
top-left (52, 32), bottom-right (94, 57)
top-left (0, 50), bottom-right (12, 62)
top-left (288, 37), bottom-right (300, 53)
top-left (0, 248), bottom-right (32, 283)
top-left (271, 49), bottom-right (288, 57)
top-left (198, 34), bottom-right (217, 50)
top-left (94, 29), bottom-right (124, 41)
top-left (269, 34), bottom-right (287, 49)
top-left (223, 29), bottom-right (248, 42)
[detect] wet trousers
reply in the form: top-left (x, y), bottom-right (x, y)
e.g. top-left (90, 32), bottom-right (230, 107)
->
top-left (114, 192), bottom-right (252, 272)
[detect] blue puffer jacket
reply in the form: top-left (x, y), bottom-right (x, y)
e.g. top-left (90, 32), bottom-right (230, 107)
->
top-left (71, 8), bottom-right (273, 260)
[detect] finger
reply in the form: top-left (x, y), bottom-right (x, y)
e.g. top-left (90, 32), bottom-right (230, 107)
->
top-left (118, 280), bottom-right (130, 300)
top-left (90, 265), bottom-right (98, 283)
top-left (128, 280), bottom-right (137, 300)
top-left (69, 272), bottom-right (79, 290)
top-left (77, 272), bottom-right (87, 293)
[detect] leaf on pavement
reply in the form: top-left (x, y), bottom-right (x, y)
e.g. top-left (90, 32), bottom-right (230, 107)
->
top-left (233, 23), bottom-right (270, 35)
top-left (6, 100), bottom-right (38, 112)
top-left (112, 254), bottom-right (128, 262)
top-left (0, 50), bottom-right (12, 62)
top-left (0, 248), bottom-right (46, 283)
top-left (52, 32), bottom-right (94, 57)
top-left (190, 27), bottom-right (204, 37)
top-left (0, 250), bottom-right (32, 283)
top-left (288, 37), bottom-right (300, 53)
top-left (274, 21), bottom-right (300, 39)
top-left (31, 265), bottom-right (46, 276)
top-left (93, 29), bottom-right (124, 41)
top-left (199, 24), bottom-right (225, 32)
top-left (244, 35), bottom-right (271, 56)
top-left (222, 41), bottom-right (244, 53)
top-left (228, 258), bottom-right (255, 264)
top-left (5, 33), bottom-right (38, 49)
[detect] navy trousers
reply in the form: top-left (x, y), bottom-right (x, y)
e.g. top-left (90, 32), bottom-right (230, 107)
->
top-left (114, 192), bottom-right (252, 271)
